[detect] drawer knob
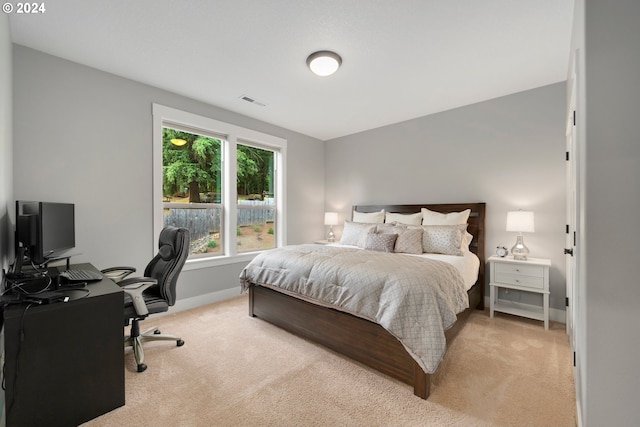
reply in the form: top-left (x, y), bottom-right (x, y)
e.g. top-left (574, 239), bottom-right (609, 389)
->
top-left (515, 279), bottom-right (520, 283)
top-left (515, 268), bottom-right (520, 272)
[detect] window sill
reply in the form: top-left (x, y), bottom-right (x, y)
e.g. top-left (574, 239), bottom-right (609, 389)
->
top-left (182, 252), bottom-right (260, 271)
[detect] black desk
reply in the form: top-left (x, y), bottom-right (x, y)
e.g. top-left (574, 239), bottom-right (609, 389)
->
top-left (2, 263), bottom-right (124, 426)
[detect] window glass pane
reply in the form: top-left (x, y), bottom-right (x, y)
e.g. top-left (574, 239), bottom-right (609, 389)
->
top-left (237, 144), bottom-right (276, 252)
top-left (164, 204), bottom-right (222, 257)
top-left (162, 127), bottom-right (223, 257)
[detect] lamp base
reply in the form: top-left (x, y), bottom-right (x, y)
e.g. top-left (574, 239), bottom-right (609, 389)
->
top-left (510, 234), bottom-right (529, 260)
top-left (327, 227), bottom-right (335, 242)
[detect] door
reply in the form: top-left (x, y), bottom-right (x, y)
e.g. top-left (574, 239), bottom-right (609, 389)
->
top-left (565, 70), bottom-right (578, 349)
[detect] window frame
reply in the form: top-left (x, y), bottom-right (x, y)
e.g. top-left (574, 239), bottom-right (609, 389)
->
top-left (152, 104), bottom-right (287, 270)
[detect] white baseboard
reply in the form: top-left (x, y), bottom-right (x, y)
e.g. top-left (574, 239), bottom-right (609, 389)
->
top-left (167, 287), bottom-right (243, 314)
top-left (484, 297), bottom-right (566, 325)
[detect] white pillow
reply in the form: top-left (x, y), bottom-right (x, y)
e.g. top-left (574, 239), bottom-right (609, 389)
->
top-left (352, 209), bottom-right (385, 224)
top-left (461, 231), bottom-right (474, 252)
top-left (421, 224), bottom-right (467, 256)
top-left (421, 208), bottom-right (471, 225)
top-left (385, 211), bottom-right (423, 225)
top-left (340, 221), bottom-right (377, 247)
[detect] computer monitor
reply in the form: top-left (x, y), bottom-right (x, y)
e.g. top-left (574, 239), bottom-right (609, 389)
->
top-left (15, 201), bottom-right (75, 266)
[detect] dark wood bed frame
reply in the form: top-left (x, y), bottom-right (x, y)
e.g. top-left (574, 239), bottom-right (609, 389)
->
top-left (248, 203), bottom-right (486, 399)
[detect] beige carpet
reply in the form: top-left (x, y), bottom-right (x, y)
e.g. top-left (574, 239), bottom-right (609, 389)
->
top-left (83, 295), bottom-right (576, 427)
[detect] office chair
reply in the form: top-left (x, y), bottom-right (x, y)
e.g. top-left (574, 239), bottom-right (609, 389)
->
top-left (101, 226), bottom-right (190, 372)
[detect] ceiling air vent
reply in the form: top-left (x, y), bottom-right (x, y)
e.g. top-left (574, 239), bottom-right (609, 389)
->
top-left (239, 95), bottom-right (268, 107)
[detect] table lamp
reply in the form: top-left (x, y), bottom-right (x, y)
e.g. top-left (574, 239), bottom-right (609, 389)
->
top-left (506, 210), bottom-right (535, 260)
top-left (324, 212), bottom-right (339, 242)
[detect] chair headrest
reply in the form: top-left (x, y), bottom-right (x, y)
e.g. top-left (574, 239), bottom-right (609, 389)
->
top-left (158, 244), bottom-right (174, 261)
top-left (158, 227), bottom-right (183, 261)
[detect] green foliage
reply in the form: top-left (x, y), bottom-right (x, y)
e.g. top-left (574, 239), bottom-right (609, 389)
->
top-left (237, 145), bottom-right (274, 198)
top-left (162, 127), bottom-right (275, 203)
top-left (267, 227), bottom-right (274, 235)
top-left (162, 128), bottom-right (221, 202)
top-left (207, 239), bottom-right (217, 248)
top-left (237, 226), bottom-right (242, 236)
top-left (252, 224), bottom-right (261, 232)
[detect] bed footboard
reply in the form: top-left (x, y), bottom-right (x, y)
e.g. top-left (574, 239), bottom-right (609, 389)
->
top-left (249, 284), bottom-right (432, 398)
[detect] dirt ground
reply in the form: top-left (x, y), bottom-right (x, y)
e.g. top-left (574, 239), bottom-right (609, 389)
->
top-left (192, 223), bottom-right (275, 254)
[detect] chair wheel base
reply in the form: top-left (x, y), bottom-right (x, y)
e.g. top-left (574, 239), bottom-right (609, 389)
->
top-left (137, 363), bottom-right (147, 372)
top-left (177, 339), bottom-right (185, 347)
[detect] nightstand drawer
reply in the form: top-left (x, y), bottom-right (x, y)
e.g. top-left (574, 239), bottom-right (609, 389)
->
top-left (494, 262), bottom-right (544, 278)
top-left (494, 272), bottom-right (544, 289)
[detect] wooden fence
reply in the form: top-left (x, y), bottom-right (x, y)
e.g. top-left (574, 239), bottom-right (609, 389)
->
top-left (163, 200), bottom-right (275, 242)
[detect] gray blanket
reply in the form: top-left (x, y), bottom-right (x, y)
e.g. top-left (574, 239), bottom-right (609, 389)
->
top-left (240, 244), bottom-right (469, 373)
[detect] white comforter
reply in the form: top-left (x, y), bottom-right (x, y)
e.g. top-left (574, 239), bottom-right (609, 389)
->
top-left (239, 244), bottom-right (469, 373)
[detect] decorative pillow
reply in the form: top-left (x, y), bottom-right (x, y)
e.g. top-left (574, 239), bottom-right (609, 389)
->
top-left (340, 221), bottom-right (377, 247)
top-left (421, 224), bottom-right (468, 256)
top-left (377, 224), bottom-right (423, 254)
top-left (352, 209), bottom-right (385, 224)
top-left (364, 232), bottom-right (398, 253)
top-left (385, 211), bottom-right (423, 225)
top-left (421, 208), bottom-right (471, 225)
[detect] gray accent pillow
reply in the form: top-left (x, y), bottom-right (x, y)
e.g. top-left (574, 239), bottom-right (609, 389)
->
top-left (364, 232), bottom-right (398, 253)
top-left (340, 221), bottom-right (377, 247)
top-left (377, 223), bottom-right (423, 254)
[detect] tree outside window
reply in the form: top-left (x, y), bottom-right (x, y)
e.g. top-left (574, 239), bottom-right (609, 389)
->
top-left (163, 128), bottom-right (222, 204)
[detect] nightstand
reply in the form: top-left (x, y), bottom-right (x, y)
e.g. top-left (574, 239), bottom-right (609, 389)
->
top-left (489, 255), bottom-right (551, 329)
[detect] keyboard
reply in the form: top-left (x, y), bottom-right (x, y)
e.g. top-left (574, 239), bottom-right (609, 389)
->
top-left (59, 269), bottom-right (104, 282)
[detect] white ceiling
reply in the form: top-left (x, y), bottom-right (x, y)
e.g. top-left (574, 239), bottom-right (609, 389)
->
top-left (9, 0), bottom-right (575, 141)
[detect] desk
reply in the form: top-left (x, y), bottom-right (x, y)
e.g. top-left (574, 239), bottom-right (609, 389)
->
top-left (1, 263), bottom-right (124, 426)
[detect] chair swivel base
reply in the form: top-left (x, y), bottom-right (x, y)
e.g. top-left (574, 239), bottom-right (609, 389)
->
top-left (124, 325), bottom-right (185, 372)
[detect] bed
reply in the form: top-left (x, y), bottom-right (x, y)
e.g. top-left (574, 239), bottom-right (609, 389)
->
top-left (240, 203), bottom-right (485, 399)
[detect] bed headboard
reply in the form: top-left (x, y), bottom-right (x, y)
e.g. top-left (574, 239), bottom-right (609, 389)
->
top-left (353, 203), bottom-right (486, 301)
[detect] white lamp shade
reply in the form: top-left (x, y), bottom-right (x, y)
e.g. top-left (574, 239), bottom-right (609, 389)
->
top-left (324, 212), bottom-right (339, 226)
top-left (506, 211), bottom-right (535, 233)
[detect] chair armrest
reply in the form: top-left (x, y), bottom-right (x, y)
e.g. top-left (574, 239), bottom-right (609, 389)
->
top-left (101, 266), bottom-right (137, 283)
top-left (120, 277), bottom-right (157, 317)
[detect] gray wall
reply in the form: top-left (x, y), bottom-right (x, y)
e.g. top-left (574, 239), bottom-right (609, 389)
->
top-left (12, 45), bottom-right (324, 301)
top-left (0, 15), bottom-right (12, 274)
top-left (325, 83), bottom-right (567, 311)
top-left (572, 0), bottom-right (640, 424)
top-left (0, 13), bottom-right (11, 421)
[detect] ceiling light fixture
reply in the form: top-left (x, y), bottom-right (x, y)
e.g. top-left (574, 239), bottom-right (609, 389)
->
top-left (306, 51), bottom-right (342, 77)
top-left (171, 138), bottom-right (187, 146)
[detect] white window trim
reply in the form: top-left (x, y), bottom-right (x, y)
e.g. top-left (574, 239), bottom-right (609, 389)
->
top-left (152, 103), bottom-right (287, 269)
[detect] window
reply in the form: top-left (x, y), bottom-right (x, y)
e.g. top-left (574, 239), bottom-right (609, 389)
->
top-left (236, 142), bottom-right (277, 252)
top-left (153, 104), bottom-right (286, 267)
top-left (161, 127), bottom-right (223, 257)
